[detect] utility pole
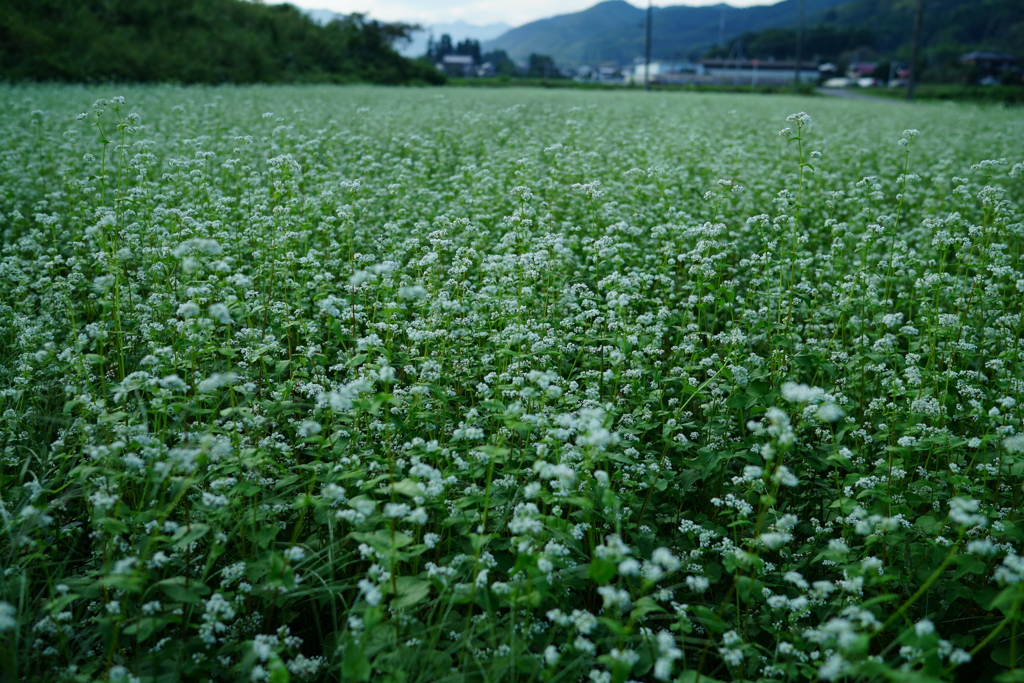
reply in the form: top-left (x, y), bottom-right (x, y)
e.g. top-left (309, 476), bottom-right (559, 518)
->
top-left (793, 0), bottom-right (804, 90)
top-left (907, 0), bottom-right (924, 102)
top-left (644, 0), bottom-right (653, 91)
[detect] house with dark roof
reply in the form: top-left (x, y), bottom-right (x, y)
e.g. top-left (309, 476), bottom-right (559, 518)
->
top-left (960, 52), bottom-right (1017, 77)
top-left (437, 55), bottom-right (476, 78)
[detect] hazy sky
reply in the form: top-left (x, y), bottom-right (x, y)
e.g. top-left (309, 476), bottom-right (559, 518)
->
top-left (281, 0), bottom-right (780, 27)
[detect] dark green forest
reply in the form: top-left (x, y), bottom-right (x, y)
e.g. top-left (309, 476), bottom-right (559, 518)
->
top-left (704, 26), bottom-right (877, 62)
top-left (0, 0), bottom-right (445, 85)
top-left (706, 0), bottom-right (1023, 81)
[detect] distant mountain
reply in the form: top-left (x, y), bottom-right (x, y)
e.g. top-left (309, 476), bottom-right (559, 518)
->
top-left (486, 0), bottom-right (1022, 69)
top-left (485, 0), bottom-right (852, 66)
top-left (301, 9), bottom-right (510, 59)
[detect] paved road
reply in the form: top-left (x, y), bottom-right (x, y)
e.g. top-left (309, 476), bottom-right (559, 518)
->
top-left (816, 88), bottom-right (906, 104)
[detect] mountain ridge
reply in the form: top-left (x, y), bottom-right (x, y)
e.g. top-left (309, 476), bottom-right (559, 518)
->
top-left (485, 0), bottom-right (851, 66)
top-left (484, 0), bottom-right (1023, 69)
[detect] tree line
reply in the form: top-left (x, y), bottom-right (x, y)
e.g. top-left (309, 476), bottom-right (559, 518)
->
top-left (425, 35), bottom-right (564, 79)
top-left (0, 0), bottom-right (445, 85)
top-left (704, 26), bottom-right (876, 63)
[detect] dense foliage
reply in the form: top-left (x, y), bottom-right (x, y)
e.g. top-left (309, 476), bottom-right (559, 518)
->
top-left (709, 0), bottom-right (1024, 84)
top-left (1, 85), bottom-right (1023, 683)
top-left (818, 0), bottom-right (1023, 58)
top-left (703, 26), bottom-right (877, 63)
top-left (0, 0), bottom-right (444, 85)
top-left (427, 36), bottom-right (484, 66)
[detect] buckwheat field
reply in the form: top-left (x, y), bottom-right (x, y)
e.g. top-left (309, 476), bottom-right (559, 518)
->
top-left (1, 85), bottom-right (1023, 683)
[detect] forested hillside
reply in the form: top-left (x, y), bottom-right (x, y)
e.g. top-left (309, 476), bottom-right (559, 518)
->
top-left (710, 0), bottom-right (1023, 82)
top-left (815, 0), bottom-right (1023, 55)
top-left (485, 0), bottom-right (1023, 69)
top-left (0, 0), bottom-right (444, 84)
top-left (486, 0), bottom-right (852, 65)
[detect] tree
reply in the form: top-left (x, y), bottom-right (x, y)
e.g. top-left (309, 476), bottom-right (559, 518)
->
top-left (455, 39), bottom-right (481, 64)
top-left (0, 0), bottom-right (444, 84)
top-left (427, 34), bottom-right (454, 62)
top-left (703, 26), bottom-right (876, 64)
top-left (481, 50), bottom-right (518, 76)
top-left (527, 54), bottom-right (560, 79)
top-left (428, 36), bottom-right (482, 64)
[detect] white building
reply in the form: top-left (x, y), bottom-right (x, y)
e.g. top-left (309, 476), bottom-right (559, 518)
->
top-left (627, 61), bottom-right (698, 84)
top-left (577, 64), bottom-right (627, 83)
top-left (697, 59), bottom-right (820, 85)
top-left (437, 55), bottom-right (476, 77)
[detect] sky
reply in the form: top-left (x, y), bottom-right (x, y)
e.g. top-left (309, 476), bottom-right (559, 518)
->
top-left (280, 0), bottom-right (780, 28)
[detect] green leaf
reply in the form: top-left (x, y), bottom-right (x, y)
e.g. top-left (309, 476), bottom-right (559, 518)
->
top-left (630, 596), bottom-right (663, 620)
top-left (676, 470), bottom-right (701, 492)
top-left (349, 530), bottom-right (414, 554)
top-left (157, 576), bottom-right (210, 603)
top-left (123, 617), bottom-right (161, 642)
top-left (339, 634), bottom-right (372, 680)
top-left (598, 617), bottom-right (629, 637)
top-left (725, 392), bottom-right (757, 409)
top-left (269, 655), bottom-right (291, 683)
top-left (587, 558), bottom-right (617, 585)
top-left (476, 445), bottom-right (510, 460)
top-left (992, 643), bottom-right (1024, 668)
top-left (101, 573), bottom-right (144, 593)
top-left (173, 523), bottom-right (210, 548)
top-left (691, 606), bottom-right (728, 633)
top-left (253, 525), bottom-right (279, 548)
top-left (747, 380), bottom-right (770, 397)
top-left (952, 555), bottom-right (987, 580)
top-left (99, 517), bottom-right (129, 535)
top-left (468, 533), bottom-right (492, 552)
top-left (392, 577), bottom-right (431, 609)
top-left (392, 478), bottom-right (424, 498)
top-left (1001, 520), bottom-right (1024, 542)
top-left (988, 586), bottom-right (1022, 613)
top-left (736, 575), bottom-right (756, 602)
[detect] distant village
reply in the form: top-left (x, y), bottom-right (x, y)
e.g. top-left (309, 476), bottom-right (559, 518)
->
top-left (430, 37), bottom-right (1019, 89)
